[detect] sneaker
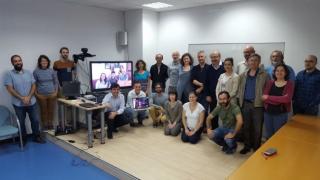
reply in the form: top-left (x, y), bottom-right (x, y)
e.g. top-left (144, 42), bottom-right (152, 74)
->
top-left (33, 135), bottom-right (46, 144)
top-left (240, 147), bottom-right (250, 154)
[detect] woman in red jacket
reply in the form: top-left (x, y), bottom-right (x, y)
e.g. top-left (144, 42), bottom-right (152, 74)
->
top-left (262, 64), bottom-right (294, 139)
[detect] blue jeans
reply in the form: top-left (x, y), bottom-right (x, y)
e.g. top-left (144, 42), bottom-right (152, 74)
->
top-left (13, 103), bottom-right (40, 137)
top-left (126, 107), bottom-right (147, 123)
top-left (264, 112), bottom-right (288, 139)
top-left (212, 127), bottom-right (236, 149)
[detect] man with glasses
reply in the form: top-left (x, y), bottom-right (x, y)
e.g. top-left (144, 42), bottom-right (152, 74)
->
top-left (293, 55), bottom-right (320, 115)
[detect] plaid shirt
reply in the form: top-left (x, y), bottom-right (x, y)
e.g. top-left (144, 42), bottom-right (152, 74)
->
top-left (294, 69), bottom-right (320, 107)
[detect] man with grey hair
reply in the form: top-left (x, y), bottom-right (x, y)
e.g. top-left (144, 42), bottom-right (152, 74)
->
top-left (168, 51), bottom-right (181, 92)
top-left (237, 53), bottom-right (269, 154)
top-left (191, 50), bottom-right (209, 108)
top-left (265, 50), bottom-right (295, 81)
top-left (293, 55), bottom-right (320, 115)
top-left (150, 53), bottom-right (169, 92)
top-left (237, 46), bottom-right (255, 75)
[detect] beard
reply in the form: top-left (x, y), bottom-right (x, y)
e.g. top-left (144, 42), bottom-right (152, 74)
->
top-left (14, 64), bottom-right (23, 71)
top-left (219, 101), bottom-right (230, 107)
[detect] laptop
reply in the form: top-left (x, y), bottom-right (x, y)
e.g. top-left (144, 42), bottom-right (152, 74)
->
top-left (132, 97), bottom-right (149, 110)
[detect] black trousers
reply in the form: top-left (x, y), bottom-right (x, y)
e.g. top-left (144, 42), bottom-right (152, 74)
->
top-left (241, 101), bottom-right (264, 150)
top-left (181, 127), bottom-right (203, 144)
top-left (105, 110), bottom-right (132, 137)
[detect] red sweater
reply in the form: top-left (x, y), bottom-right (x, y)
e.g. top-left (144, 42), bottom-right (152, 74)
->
top-left (263, 80), bottom-right (294, 113)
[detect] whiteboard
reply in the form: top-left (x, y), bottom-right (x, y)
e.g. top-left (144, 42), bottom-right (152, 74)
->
top-left (188, 42), bottom-right (285, 67)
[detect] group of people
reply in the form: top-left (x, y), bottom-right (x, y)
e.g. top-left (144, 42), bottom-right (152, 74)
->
top-left (4, 45), bottom-right (320, 155)
top-left (4, 47), bottom-right (75, 146)
top-left (95, 65), bottom-right (128, 89)
top-left (108, 46), bottom-right (319, 154)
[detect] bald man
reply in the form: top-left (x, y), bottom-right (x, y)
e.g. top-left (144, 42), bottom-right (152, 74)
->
top-left (236, 46), bottom-right (255, 75)
top-left (205, 50), bottom-right (225, 130)
top-left (293, 55), bottom-right (320, 115)
top-left (150, 54), bottom-right (169, 92)
top-left (168, 51), bottom-right (181, 92)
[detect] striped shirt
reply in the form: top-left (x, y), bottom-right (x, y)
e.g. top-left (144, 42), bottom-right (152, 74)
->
top-left (33, 68), bottom-right (59, 95)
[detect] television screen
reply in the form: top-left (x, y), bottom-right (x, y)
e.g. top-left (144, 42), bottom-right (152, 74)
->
top-left (90, 61), bottom-right (133, 91)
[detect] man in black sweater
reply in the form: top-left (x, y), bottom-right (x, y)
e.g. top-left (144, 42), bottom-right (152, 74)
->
top-left (205, 50), bottom-right (225, 130)
top-left (150, 54), bottom-right (169, 92)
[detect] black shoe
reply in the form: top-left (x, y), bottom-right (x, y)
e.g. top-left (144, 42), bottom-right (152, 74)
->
top-left (33, 136), bottom-right (46, 144)
top-left (138, 121), bottom-right (143, 126)
top-left (222, 145), bottom-right (228, 152)
top-left (107, 131), bottom-right (113, 139)
top-left (240, 147), bottom-right (250, 154)
top-left (130, 122), bottom-right (138, 127)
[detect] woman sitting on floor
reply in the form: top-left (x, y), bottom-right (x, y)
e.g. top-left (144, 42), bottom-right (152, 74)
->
top-left (181, 91), bottom-right (205, 144)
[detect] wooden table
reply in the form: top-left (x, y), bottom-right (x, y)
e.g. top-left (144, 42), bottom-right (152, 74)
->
top-left (57, 98), bottom-right (109, 148)
top-left (228, 115), bottom-right (320, 180)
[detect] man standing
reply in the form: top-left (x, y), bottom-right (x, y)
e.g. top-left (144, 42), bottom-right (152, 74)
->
top-left (191, 50), bottom-right (209, 109)
top-left (150, 54), bottom-right (169, 92)
top-left (53, 47), bottom-right (76, 87)
top-left (102, 83), bottom-right (133, 139)
top-left (126, 82), bottom-right (147, 126)
top-left (237, 53), bottom-right (269, 154)
top-left (168, 51), bottom-right (180, 92)
top-left (293, 55), bottom-right (320, 115)
top-left (265, 50), bottom-right (295, 81)
top-left (4, 55), bottom-right (46, 146)
top-left (207, 91), bottom-right (243, 154)
top-left (205, 51), bottom-right (225, 130)
top-left (236, 46), bottom-right (255, 75)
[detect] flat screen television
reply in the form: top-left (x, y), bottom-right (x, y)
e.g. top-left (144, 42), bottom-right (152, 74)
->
top-left (89, 61), bottom-right (133, 92)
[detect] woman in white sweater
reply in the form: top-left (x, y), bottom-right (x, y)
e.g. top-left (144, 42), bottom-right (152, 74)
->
top-left (216, 58), bottom-right (239, 104)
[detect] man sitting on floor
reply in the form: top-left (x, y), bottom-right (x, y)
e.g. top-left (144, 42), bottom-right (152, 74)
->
top-left (149, 83), bottom-right (168, 127)
top-left (206, 91), bottom-right (243, 154)
top-left (126, 82), bottom-right (147, 126)
top-left (102, 83), bottom-right (133, 139)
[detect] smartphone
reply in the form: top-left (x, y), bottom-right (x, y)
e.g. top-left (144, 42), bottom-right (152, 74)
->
top-left (263, 148), bottom-right (277, 156)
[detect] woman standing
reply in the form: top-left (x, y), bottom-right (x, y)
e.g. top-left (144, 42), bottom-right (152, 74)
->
top-left (216, 58), bottom-right (239, 104)
top-left (262, 64), bottom-right (294, 139)
top-left (134, 60), bottom-right (150, 95)
top-left (176, 53), bottom-right (193, 104)
top-left (33, 55), bottom-right (59, 130)
top-left (164, 91), bottom-right (183, 136)
top-left (181, 92), bottom-right (205, 144)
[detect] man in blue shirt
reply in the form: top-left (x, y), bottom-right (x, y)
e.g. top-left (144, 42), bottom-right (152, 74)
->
top-left (293, 55), bottom-right (320, 116)
top-left (4, 55), bottom-right (45, 146)
top-left (102, 83), bottom-right (133, 139)
top-left (265, 50), bottom-right (295, 81)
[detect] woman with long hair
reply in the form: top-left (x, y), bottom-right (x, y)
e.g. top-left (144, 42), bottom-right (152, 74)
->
top-left (262, 64), bottom-right (294, 139)
top-left (176, 53), bottom-right (194, 104)
top-left (134, 59), bottom-right (150, 95)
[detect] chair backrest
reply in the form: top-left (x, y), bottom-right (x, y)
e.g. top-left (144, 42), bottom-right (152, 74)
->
top-left (0, 105), bottom-right (12, 126)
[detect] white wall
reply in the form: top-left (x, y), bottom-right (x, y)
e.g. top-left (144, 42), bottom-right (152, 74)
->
top-left (157, 0), bottom-right (320, 72)
top-left (125, 9), bottom-right (143, 66)
top-left (0, 0), bottom-right (126, 107)
top-left (143, 10), bottom-right (159, 70)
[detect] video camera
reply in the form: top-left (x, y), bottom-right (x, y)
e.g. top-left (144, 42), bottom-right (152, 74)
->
top-left (73, 48), bottom-right (96, 63)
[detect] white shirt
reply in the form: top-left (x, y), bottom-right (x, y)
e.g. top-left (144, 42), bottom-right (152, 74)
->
top-left (126, 89), bottom-right (146, 108)
top-left (183, 102), bottom-right (205, 130)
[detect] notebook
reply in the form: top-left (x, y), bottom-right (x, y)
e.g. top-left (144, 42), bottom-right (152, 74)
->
top-left (132, 97), bottom-right (149, 110)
